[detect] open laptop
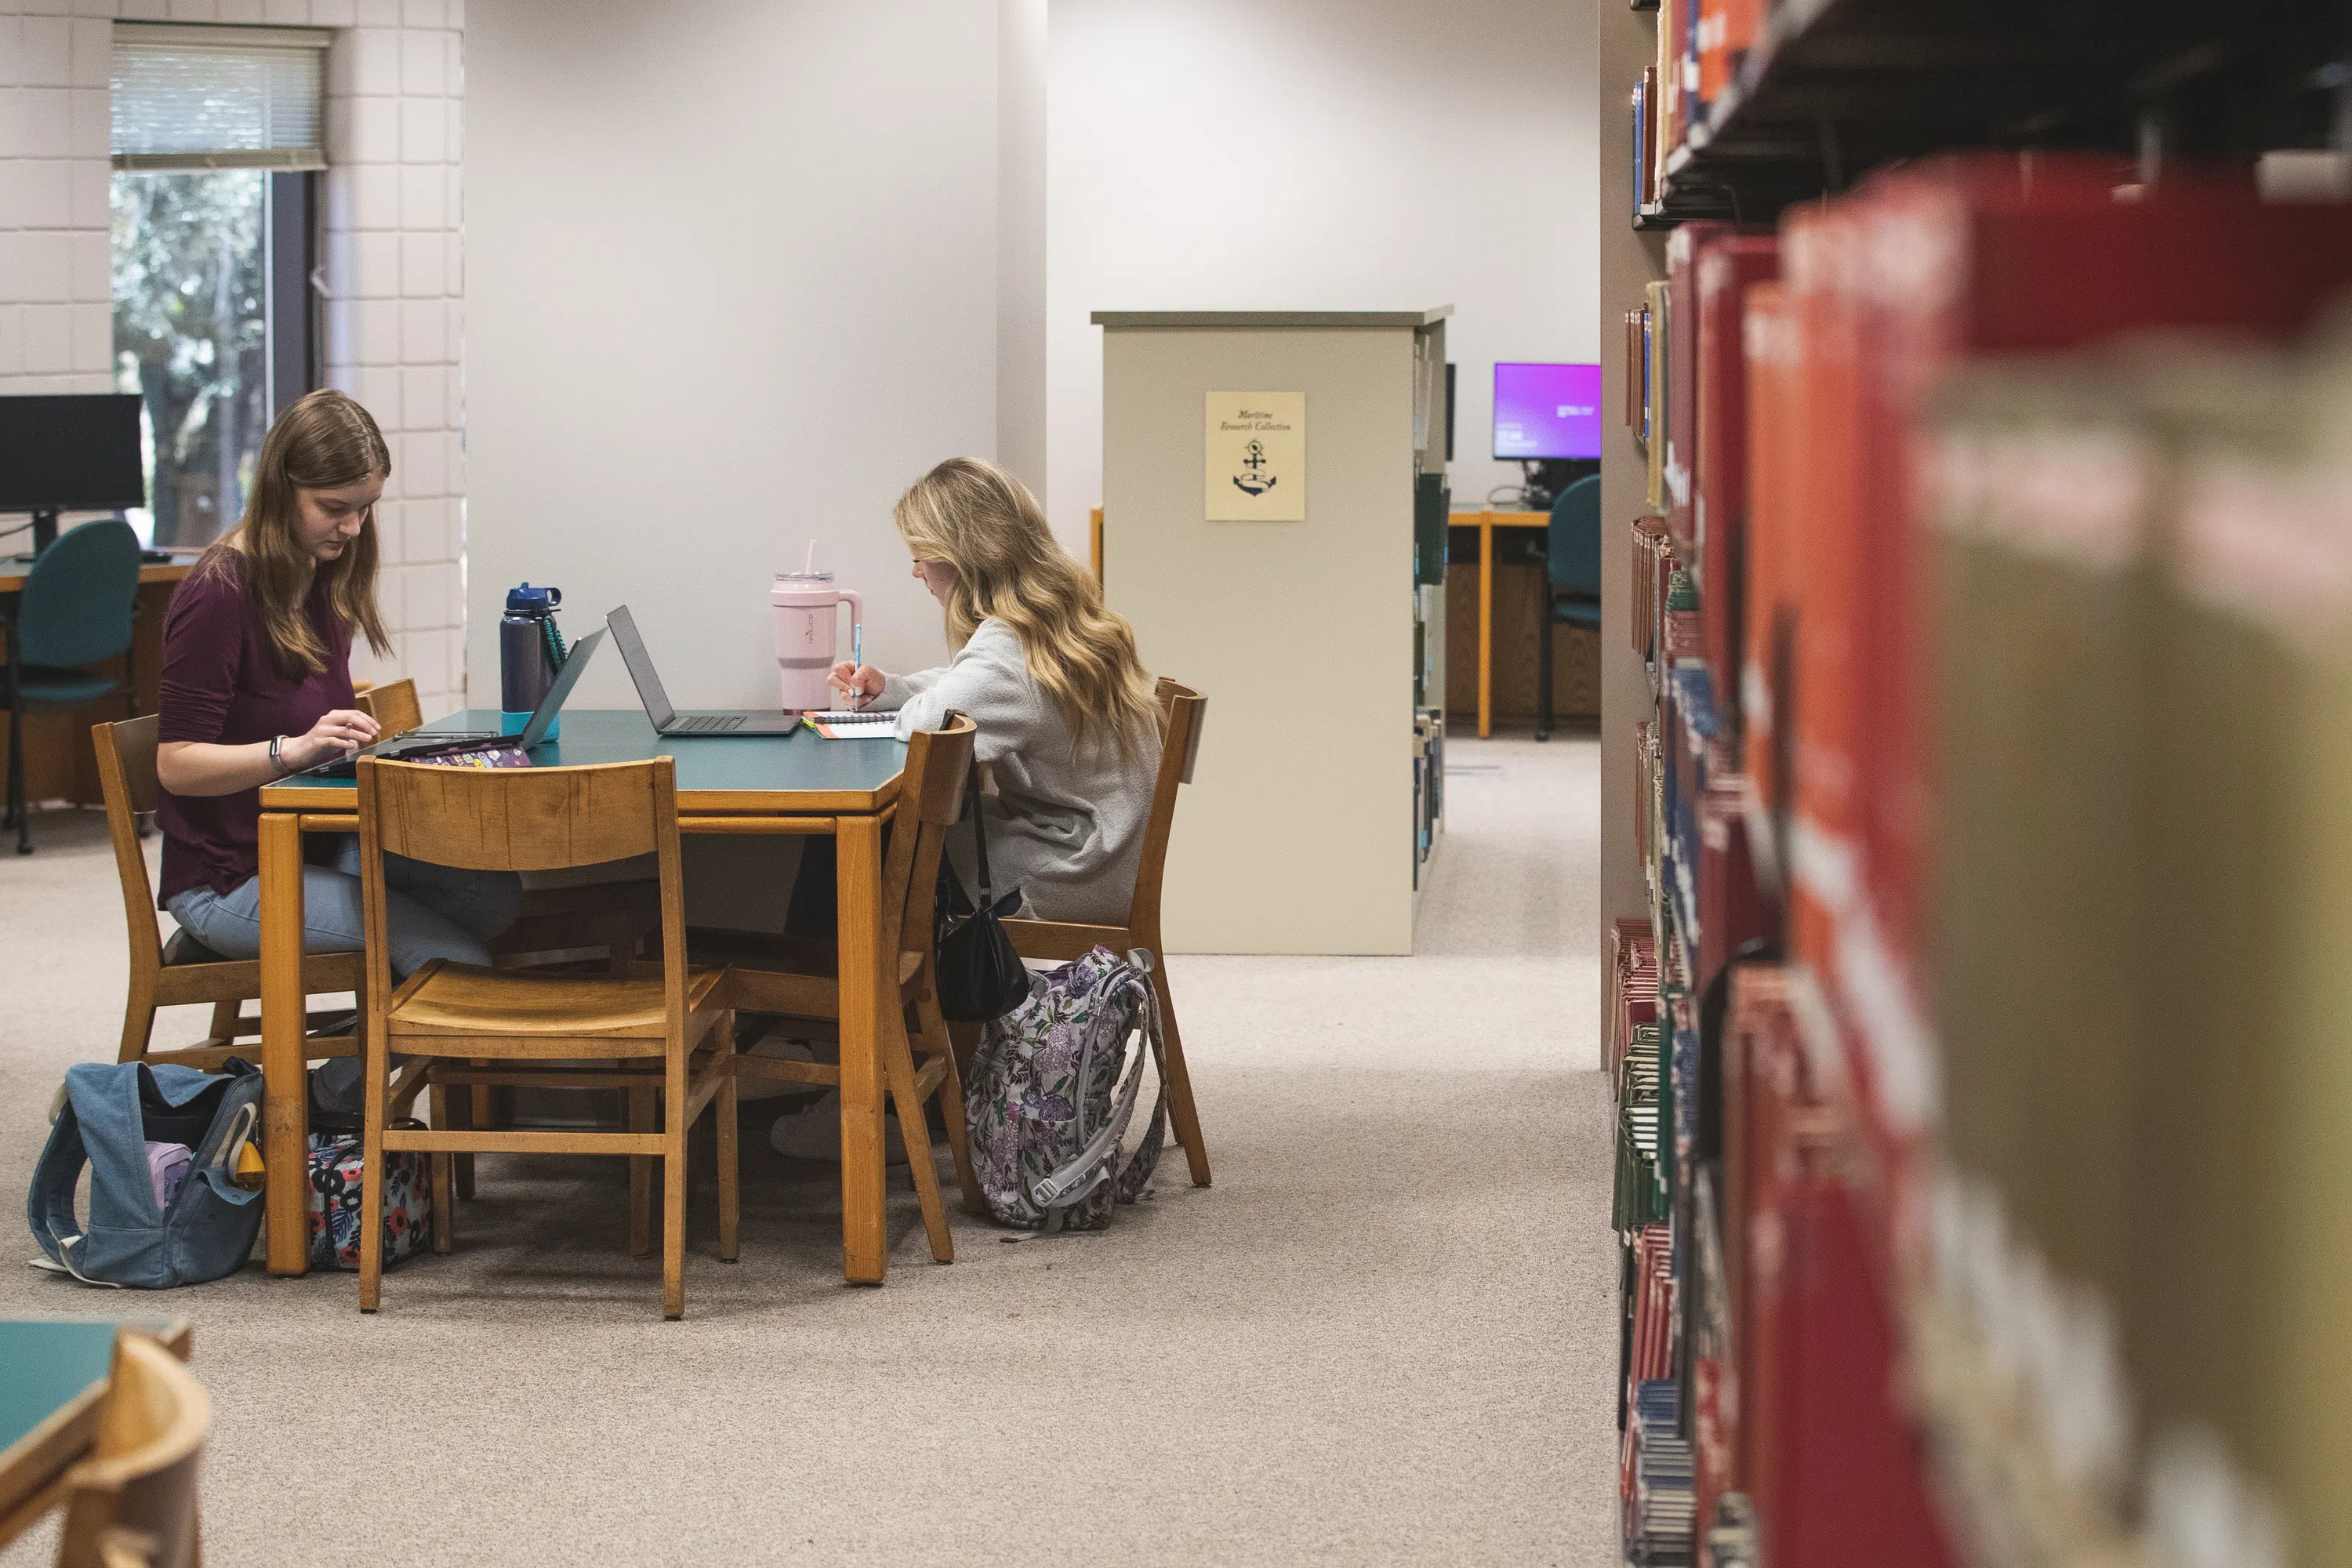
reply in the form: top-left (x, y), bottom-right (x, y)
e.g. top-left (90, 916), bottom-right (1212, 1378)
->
top-left (605, 604), bottom-right (802, 735)
top-left (296, 626), bottom-right (605, 777)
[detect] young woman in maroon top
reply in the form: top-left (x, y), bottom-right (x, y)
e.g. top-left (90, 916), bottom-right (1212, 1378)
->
top-left (155, 389), bottom-right (518, 976)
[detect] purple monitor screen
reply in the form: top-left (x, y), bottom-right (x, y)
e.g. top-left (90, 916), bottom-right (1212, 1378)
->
top-left (1492, 362), bottom-right (1603, 460)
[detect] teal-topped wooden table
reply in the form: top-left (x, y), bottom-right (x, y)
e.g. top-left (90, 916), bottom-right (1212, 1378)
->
top-left (256, 710), bottom-right (909, 1284)
top-left (0, 1319), bottom-right (191, 1546)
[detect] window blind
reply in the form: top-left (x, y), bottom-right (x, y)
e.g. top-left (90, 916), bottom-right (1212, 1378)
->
top-left (111, 24), bottom-right (332, 172)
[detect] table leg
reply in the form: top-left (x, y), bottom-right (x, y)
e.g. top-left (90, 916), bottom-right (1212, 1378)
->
top-left (835, 815), bottom-right (887, 1284)
top-left (259, 811), bottom-right (310, 1275)
top-left (1478, 516), bottom-right (1495, 739)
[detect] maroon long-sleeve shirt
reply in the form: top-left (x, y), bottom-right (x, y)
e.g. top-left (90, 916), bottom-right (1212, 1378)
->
top-left (155, 554), bottom-right (354, 907)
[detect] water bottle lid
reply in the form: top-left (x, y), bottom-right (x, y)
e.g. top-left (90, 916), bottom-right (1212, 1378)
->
top-left (506, 582), bottom-right (561, 613)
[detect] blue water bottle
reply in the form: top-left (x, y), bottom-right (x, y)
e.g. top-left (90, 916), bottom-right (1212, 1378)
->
top-left (499, 583), bottom-right (564, 738)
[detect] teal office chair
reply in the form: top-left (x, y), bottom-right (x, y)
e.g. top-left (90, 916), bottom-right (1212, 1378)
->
top-left (5, 519), bottom-right (143, 853)
top-left (1537, 475), bottom-right (1602, 742)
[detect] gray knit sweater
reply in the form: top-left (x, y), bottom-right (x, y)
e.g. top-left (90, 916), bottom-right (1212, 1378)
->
top-left (879, 618), bottom-right (1160, 926)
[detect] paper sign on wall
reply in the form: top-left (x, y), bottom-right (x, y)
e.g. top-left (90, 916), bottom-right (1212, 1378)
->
top-left (1205, 391), bottom-right (1306, 521)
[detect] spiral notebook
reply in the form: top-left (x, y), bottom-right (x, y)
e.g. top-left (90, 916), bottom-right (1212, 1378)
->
top-left (802, 710), bottom-right (899, 739)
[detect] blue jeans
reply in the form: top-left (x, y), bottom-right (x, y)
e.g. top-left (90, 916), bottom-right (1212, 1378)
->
top-left (166, 837), bottom-right (521, 978)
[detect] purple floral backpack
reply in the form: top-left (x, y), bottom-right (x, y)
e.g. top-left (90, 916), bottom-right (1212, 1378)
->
top-left (964, 946), bottom-right (1169, 1232)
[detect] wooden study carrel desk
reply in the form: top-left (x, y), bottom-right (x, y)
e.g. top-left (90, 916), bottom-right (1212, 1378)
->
top-left (255, 710), bottom-right (909, 1283)
top-left (1458, 510), bottom-right (1551, 738)
top-left (0, 558), bottom-right (191, 806)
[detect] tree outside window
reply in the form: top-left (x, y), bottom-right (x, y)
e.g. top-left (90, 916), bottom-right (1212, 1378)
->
top-left (111, 170), bottom-right (270, 550)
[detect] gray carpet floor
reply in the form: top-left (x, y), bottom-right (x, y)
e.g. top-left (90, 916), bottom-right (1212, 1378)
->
top-left (0, 733), bottom-right (1616, 1566)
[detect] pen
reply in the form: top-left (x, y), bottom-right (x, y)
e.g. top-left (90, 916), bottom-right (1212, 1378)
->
top-left (851, 624), bottom-right (865, 709)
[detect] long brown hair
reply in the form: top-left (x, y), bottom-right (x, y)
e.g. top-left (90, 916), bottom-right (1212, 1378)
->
top-left (892, 457), bottom-right (1156, 754)
top-left (191, 389), bottom-right (394, 677)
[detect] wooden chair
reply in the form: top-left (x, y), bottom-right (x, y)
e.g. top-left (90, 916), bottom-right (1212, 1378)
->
top-left (54, 1333), bottom-right (207, 1568)
top-left (699, 715), bottom-right (981, 1261)
top-left (92, 716), bottom-right (365, 1071)
top-left (354, 754), bottom-right (735, 1319)
top-left (1001, 677), bottom-right (1212, 1186)
top-left (358, 671), bottom-right (655, 1195)
top-left (352, 677), bottom-right (422, 739)
top-left (357, 676), bottom-right (653, 975)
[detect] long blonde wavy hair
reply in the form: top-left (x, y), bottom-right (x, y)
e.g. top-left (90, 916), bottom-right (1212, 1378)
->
top-left (893, 458), bottom-right (1156, 754)
top-left (191, 388), bottom-right (394, 678)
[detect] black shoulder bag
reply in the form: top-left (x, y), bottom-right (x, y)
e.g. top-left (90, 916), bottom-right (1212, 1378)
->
top-left (933, 762), bottom-right (1033, 1022)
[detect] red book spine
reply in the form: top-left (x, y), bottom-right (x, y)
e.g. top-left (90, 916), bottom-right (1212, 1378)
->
top-left (1664, 222), bottom-right (1732, 561)
top-left (1740, 281), bottom-right (1797, 828)
top-left (1696, 234), bottom-right (1780, 755)
top-left (1699, 782), bottom-right (1769, 985)
top-left (1784, 206), bottom-right (1867, 978)
top-left (1767, 1174), bottom-right (1957, 1568)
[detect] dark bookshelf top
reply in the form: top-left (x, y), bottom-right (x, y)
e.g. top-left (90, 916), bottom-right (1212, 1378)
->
top-left (1646, 0), bottom-right (2349, 225)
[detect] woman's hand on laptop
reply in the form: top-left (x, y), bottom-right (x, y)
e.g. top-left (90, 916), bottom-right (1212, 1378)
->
top-left (296, 708), bottom-right (379, 768)
top-left (827, 662), bottom-right (884, 709)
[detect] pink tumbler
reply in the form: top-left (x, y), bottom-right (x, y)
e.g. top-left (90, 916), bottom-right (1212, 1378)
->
top-left (771, 572), bottom-right (862, 712)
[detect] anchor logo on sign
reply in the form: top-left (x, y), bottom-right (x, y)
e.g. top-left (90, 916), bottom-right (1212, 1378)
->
top-left (1232, 439), bottom-right (1278, 498)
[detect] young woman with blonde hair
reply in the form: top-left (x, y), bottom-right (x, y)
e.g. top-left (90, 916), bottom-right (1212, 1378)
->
top-left (826, 456), bottom-right (1163, 926)
top-left (154, 389), bottom-right (518, 975)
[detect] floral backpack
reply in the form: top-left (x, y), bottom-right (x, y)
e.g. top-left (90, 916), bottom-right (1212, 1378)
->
top-left (964, 946), bottom-right (1169, 1232)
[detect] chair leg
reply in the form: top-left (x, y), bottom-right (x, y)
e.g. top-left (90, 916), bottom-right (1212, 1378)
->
top-left (1536, 600), bottom-right (1554, 742)
top-left (628, 1086), bottom-right (655, 1258)
top-left (946, 1019), bottom-right (980, 1084)
top-left (716, 1013), bottom-right (739, 1265)
top-left (426, 1082), bottom-right (456, 1254)
top-left (118, 983), bottom-right (158, 1065)
top-left (464, 1074), bottom-right (493, 1198)
top-left (1152, 961), bottom-right (1213, 1187)
top-left (917, 990), bottom-right (982, 1215)
top-left (358, 1024), bottom-right (390, 1312)
top-left (454, 1061), bottom-right (481, 1201)
top-left (662, 1047), bottom-right (688, 1321)
top-left (884, 1013), bottom-right (953, 1265)
top-left (201, 1000), bottom-right (244, 1048)
top-left (8, 695), bottom-right (28, 855)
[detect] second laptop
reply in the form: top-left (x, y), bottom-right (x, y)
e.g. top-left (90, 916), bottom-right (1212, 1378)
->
top-left (605, 604), bottom-right (802, 735)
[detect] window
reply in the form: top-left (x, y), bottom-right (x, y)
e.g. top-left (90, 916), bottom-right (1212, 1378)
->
top-left (109, 24), bottom-right (328, 550)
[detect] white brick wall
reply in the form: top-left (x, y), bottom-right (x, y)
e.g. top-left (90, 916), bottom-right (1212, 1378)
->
top-left (0, 0), bottom-right (469, 719)
top-left (318, 2), bottom-right (466, 717)
top-left (0, 0), bottom-right (116, 397)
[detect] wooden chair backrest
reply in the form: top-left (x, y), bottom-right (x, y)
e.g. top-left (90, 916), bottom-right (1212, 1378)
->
top-left (355, 757), bottom-right (685, 1026)
top-left (89, 717), bottom-right (165, 977)
top-left (56, 1333), bottom-right (209, 1568)
top-left (1127, 679), bottom-right (1205, 935)
top-left (883, 715), bottom-right (976, 969)
top-left (354, 677), bottom-right (423, 739)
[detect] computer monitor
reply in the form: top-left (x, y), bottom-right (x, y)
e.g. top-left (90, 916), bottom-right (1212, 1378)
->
top-left (1492, 363), bottom-right (1602, 461)
top-left (0, 394), bottom-right (147, 555)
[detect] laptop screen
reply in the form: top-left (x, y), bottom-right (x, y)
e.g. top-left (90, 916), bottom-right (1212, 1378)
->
top-left (604, 605), bottom-right (677, 728)
top-left (515, 626), bottom-right (604, 748)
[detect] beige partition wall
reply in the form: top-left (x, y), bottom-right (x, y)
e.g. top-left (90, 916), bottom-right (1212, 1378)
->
top-left (1097, 308), bottom-right (1449, 956)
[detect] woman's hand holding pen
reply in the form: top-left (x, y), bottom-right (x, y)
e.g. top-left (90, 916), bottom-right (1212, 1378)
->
top-left (827, 662), bottom-right (884, 710)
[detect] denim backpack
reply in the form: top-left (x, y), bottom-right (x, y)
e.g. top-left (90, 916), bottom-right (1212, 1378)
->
top-left (27, 1059), bottom-right (267, 1288)
top-left (964, 946), bottom-right (1168, 1232)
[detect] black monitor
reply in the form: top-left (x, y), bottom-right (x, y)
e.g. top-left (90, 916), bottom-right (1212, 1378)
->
top-left (0, 394), bottom-right (147, 555)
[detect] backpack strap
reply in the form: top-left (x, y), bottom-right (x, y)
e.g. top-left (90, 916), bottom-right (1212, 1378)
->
top-left (24, 1091), bottom-right (123, 1288)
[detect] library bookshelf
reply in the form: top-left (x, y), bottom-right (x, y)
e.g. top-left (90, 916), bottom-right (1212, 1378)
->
top-left (1602, 3), bottom-right (2352, 1565)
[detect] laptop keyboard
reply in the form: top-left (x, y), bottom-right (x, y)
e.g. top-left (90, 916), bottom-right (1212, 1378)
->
top-left (673, 714), bottom-right (745, 731)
